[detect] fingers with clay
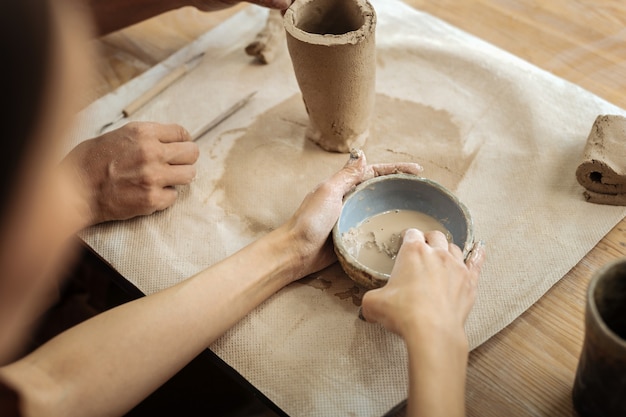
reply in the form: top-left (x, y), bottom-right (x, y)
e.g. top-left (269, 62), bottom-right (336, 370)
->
top-left (464, 240), bottom-right (486, 288)
top-left (359, 226), bottom-right (485, 339)
top-left (348, 148), bottom-right (423, 182)
top-left (423, 229), bottom-right (449, 249)
top-left (348, 148), bottom-right (424, 182)
top-left (286, 150), bottom-right (423, 279)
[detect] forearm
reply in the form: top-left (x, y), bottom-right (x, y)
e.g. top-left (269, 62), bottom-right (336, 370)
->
top-left (1, 225), bottom-right (300, 417)
top-left (83, 0), bottom-right (188, 35)
top-left (405, 329), bottom-right (469, 417)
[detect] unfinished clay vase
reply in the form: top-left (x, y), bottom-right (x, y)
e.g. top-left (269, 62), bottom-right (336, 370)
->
top-left (572, 259), bottom-right (626, 417)
top-left (284, 0), bottom-right (376, 153)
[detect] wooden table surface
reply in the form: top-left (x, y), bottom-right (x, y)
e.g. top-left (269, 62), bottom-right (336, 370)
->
top-left (87, 1), bottom-right (626, 416)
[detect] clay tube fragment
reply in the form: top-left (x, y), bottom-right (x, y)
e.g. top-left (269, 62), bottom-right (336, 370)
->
top-left (284, 0), bottom-right (377, 153)
top-left (246, 9), bottom-right (284, 64)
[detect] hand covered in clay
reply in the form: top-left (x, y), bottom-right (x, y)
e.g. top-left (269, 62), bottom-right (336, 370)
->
top-left (188, 0), bottom-right (291, 12)
top-left (360, 230), bottom-right (484, 417)
top-left (361, 229), bottom-right (485, 341)
top-left (285, 150), bottom-right (423, 279)
top-left (62, 121), bottom-right (199, 227)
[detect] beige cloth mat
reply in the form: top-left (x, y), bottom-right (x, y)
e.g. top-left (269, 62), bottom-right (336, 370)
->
top-left (66, 1), bottom-right (626, 416)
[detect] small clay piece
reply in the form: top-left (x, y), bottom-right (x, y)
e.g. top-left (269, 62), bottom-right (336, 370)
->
top-left (245, 9), bottom-right (284, 64)
top-left (576, 114), bottom-right (626, 205)
top-left (284, 0), bottom-right (377, 153)
top-left (583, 189), bottom-right (626, 206)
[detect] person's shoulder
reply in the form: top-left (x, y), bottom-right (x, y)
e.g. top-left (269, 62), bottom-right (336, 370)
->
top-left (0, 379), bottom-right (21, 417)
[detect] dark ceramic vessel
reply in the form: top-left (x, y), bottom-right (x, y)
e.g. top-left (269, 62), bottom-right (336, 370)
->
top-left (573, 258), bottom-right (626, 417)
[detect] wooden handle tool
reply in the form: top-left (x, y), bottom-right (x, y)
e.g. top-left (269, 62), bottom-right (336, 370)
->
top-left (99, 52), bottom-right (205, 133)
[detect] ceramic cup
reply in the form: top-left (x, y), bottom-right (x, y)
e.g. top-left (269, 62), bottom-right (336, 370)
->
top-left (332, 174), bottom-right (474, 289)
top-left (572, 258), bottom-right (626, 417)
top-left (284, 0), bottom-right (376, 153)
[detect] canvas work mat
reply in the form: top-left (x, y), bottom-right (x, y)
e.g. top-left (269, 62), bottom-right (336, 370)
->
top-left (66, 1), bottom-right (626, 416)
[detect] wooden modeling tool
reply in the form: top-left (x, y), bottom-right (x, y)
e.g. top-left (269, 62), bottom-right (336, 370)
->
top-left (99, 52), bottom-right (205, 133)
top-left (191, 91), bottom-right (257, 141)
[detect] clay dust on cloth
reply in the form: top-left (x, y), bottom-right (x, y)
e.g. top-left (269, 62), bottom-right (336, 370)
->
top-left (66, 1), bottom-right (626, 416)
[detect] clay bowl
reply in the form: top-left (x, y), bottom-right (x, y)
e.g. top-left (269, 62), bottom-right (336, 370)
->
top-left (332, 173), bottom-right (474, 289)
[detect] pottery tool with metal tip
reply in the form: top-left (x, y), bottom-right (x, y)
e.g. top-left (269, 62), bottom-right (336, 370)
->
top-left (191, 91), bottom-right (257, 141)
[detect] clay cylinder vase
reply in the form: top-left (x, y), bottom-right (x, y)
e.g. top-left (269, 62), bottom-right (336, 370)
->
top-left (284, 0), bottom-right (376, 153)
top-left (572, 259), bottom-right (626, 417)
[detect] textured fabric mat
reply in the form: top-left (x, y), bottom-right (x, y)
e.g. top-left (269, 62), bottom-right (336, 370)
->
top-left (66, 1), bottom-right (626, 415)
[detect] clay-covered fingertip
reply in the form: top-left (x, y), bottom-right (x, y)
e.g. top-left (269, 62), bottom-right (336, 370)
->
top-left (468, 240), bottom-right (485, 262)
top-left (349, 148), bottom-right (363, 161)
top-left (357, 306), bottom-right (366, 321)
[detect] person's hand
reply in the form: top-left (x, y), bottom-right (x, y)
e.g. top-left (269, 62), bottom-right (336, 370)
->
top-left (189, 0), bottom-right (292, 12)
top-left (361, 229), bottom-right (485, 343)
top-left (283, 150), bottom-right (423, 279)
top-left (62, 121), bottom-right (199, 226)
top-left (360, 229), bottom-right (484, 417)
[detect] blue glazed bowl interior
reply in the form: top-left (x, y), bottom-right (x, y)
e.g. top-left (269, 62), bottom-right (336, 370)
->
top-left (335, 174), bottom-right (473, 259)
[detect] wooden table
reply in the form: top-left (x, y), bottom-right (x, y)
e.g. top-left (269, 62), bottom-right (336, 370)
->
top-left (87, 1), bottom-right (626, 415)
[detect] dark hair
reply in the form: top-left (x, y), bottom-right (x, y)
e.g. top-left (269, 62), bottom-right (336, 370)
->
top-left (0, 0), bottom-right (54, 218)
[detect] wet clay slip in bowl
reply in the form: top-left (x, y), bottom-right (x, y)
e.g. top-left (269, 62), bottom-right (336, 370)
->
top-left (332, 174), bottom-right (474, 289)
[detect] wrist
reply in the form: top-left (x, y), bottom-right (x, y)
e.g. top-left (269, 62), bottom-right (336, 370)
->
top-left (60, 140), bottom-right (102, 228)
top-left (274, 216), bottom-right (337, 282)
top-left (51, 164), bottom-right (95, 235)
top-left (262, 224), bottom-right (308, 285)
top-left (402, 315), bottom-right (469, 364)
top-left (404, 321), bottom-right (469, 417)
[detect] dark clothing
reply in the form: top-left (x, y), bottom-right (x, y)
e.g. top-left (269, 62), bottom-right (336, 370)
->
top-left (0, 381), bottom-right (20, 417)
